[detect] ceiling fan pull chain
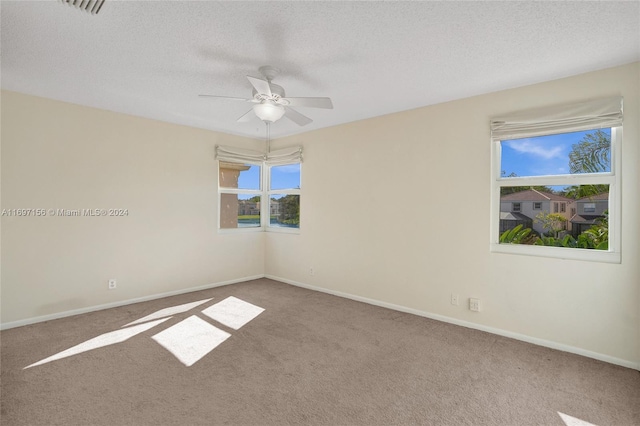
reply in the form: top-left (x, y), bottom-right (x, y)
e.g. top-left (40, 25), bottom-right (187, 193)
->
top-left (266, 121), bottom-right (271, 154)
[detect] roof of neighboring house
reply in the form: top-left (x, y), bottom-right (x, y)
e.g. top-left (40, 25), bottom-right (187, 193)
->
top-left (570, 214), bottom-right (605, 224)
top-left (575, 193), bottom-right (609, 202)
top-left (500, 189), bottom-right (573, 202)
top-left (500, 212), bottom-right (532, 221)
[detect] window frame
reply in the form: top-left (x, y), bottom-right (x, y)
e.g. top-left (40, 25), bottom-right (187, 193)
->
top-left (217, 159), bottom-right (301, 234)
top-left (490, 126), bottom-right (622, 263)
top-left (217, 160), bottom-right (264, 234)
top-left (265, 162), bottom-right (301, 234)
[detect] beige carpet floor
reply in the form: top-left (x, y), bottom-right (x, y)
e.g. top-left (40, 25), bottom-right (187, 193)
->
top-left (1, 278), bottom-right (639, 425)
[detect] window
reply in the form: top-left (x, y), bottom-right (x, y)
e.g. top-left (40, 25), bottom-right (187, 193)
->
top-left (268, 163), bottom-right (301, 230)
top-left (512, 203), bottom-right (521, 212)
top-left (491, 97), bottom-right (622, 263)
top-left (218, 162), bottom-right (262, 229)
top-left (216, 145), bottom-right (302, 233)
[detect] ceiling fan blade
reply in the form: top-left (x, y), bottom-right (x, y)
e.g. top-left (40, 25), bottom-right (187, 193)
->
top-left (283, 97), bottom-right (333, 109)
top-left (199, 95), bottom-right (253, 102)
top-left (237, 109), bottom-right (255, 123)
top-left (247, 76), bottom-right (272, 96)
top-left (284, 107), bottom-right (313, 126)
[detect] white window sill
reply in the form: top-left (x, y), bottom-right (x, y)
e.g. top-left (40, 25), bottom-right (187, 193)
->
top-left (491, 243), bottom-right (621, 264)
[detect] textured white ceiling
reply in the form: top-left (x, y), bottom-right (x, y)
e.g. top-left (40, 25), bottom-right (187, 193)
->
top-left (2, 1), bottom-right (639, 139)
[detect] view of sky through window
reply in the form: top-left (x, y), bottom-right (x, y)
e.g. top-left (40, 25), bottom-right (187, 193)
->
top-left (236, 165), bottom-right (261, 189)
top-left (270, 164), bottom-right (301, 190)
top-left (501, 129), bottom-right (611, 179)
top-left (236, 163), bottom-right (300, 189)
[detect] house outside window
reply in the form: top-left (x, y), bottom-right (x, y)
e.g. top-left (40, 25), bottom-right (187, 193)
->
top-left (570, 193), bottom-right (609, 237)
top-left (500, 189), bottom-right (574, 237)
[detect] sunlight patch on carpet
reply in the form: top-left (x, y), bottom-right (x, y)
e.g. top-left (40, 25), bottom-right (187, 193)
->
top-left (24, 318), bottom-right (172, 369)
top-left (558, 412), bottom-right (598, 426)
top-left (24, 296), bottom-right (265, 369)
top-left (201, 296), bottom-right (265, 330)
top-left (151, 315), bottom-right (231, 366)
top-left (123, 298), bottom-right (213, 327)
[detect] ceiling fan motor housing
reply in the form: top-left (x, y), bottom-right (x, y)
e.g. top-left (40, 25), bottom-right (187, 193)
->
top-left (252, 83), bottom-right (289, 105)
top-left (258, 65), bottom-right (280, 81)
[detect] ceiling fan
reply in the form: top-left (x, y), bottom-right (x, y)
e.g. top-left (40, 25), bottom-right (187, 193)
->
top-left (199, 65), bottom-right (333, 126)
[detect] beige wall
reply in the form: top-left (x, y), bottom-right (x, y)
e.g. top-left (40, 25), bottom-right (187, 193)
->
top-left (2, 63), bottom-right (638, 368)
top-left (1, 91), bottom-right (265, 324)
top-left (266, 63), bottom-right (640, 367)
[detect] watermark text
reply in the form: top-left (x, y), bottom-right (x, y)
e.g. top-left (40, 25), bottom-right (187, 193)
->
top-left (1, 208), bottom-right (129, 217)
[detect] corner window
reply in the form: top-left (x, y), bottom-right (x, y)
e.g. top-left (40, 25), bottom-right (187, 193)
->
top-left (491, 97), bottom-right (622, 263)
top-left (216, 145), bottom-right (302, 233)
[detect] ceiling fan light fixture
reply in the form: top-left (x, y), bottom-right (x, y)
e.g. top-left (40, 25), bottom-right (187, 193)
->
top-left (253, 102), bottom-right (285, 123)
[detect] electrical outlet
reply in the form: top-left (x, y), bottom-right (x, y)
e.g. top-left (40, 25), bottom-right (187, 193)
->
top-left (469, 298), bottom-right (480, 312)
top-left (451, 293), bottom-right (459, 306)
top-left (108, 279), bottom-right (117, 290)
top-left (309, 267), bottom-right (315, 276)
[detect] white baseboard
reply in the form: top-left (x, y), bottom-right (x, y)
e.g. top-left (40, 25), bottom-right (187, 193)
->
top-left (266, 274), bottom-right (640, 371)
top-left (0, 275), bottom-right (264, 331)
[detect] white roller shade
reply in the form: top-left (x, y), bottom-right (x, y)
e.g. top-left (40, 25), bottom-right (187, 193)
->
top-left (215, 145), bottom-right (302, 164)
top-left (491, 97), bottom-right (623, 141)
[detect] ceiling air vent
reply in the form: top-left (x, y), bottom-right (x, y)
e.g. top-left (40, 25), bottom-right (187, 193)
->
top-left (60, 0), bottom-right (105, 15)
